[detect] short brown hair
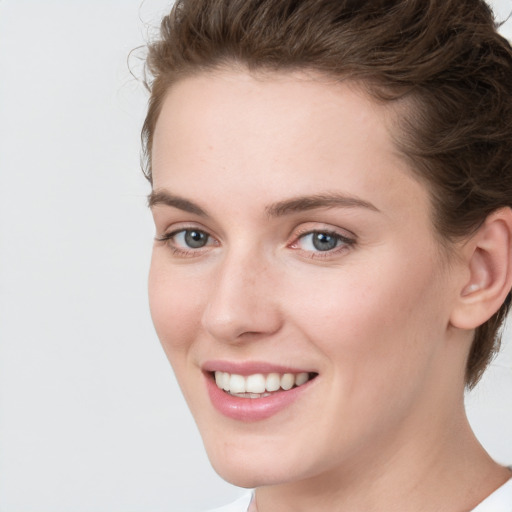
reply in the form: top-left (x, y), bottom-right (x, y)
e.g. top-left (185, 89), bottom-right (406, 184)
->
top-left (142, 0), bottom-right (512, 388)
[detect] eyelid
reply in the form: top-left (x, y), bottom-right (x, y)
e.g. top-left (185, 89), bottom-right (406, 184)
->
top-left (155, 221), bottom-right (215, 241)
top-left (291, 223), bottom-right (356, 242)
top-left (292, 230), bottom-right (354, 247)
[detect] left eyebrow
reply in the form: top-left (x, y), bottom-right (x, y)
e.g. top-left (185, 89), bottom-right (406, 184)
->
top-left (265, 193), bottom-right (379, 217)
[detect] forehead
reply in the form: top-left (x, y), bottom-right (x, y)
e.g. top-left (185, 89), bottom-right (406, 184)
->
top-left (151, 69), bottom-right (429, 221)
top-left (153, 70), bottom-right (394, 163)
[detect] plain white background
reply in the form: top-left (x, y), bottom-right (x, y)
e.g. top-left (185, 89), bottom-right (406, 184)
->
top-left (0, 1), bottom-right (511, 511)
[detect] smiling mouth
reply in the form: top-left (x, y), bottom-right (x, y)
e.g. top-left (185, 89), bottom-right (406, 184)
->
top-left (213, 371), bottom-right (318, 398)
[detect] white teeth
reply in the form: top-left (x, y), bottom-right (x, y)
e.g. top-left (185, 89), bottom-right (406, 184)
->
top-left (222, 372), bottom-right (230, 391)
top-left (229, 374), bottom-right (246, 394)
top-left (266, 373), bottom-right (281, 392)
top-left (295, 372), bottom-right (309, 386)
top-left (281, 373), bottom-right (294, 391)
top-left (213, 371), bottom-right (312, 395)
top-left (246, 374), bottom-right (266, 393)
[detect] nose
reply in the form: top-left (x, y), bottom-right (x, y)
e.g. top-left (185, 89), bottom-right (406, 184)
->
top-left (201, 249), bottom-right (282, 343)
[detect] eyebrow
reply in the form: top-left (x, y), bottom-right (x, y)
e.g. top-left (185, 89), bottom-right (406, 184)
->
top-left (148, 189), bottom-right (379, 217)
top-left (265, 193), bottom-right (379, 217)
top-left (148, 190), bottom-right (208, 216)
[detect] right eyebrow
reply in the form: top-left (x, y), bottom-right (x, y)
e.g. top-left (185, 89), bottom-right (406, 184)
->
top-left (148, 189), bottom-right (208, 217)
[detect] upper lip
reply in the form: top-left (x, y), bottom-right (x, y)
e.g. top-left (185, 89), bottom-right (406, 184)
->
top-left (202, 360), bottom-right (316, 376)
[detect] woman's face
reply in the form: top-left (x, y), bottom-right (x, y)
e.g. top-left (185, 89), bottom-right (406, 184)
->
top-left (149, 71), bottom-right (468, 487)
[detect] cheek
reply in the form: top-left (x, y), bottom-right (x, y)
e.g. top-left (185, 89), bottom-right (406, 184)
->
top-left (148, 251), bottom-right (205, 357)
top-left (278, 257), bottom-right (450, 454)
top-left (286, 252), bottom-right (448, 380)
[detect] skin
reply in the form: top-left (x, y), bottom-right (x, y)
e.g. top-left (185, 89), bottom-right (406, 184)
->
top-left (148, 70), bottom-right (511, 511)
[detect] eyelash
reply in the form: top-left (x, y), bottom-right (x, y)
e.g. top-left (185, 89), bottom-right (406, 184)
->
top-left (155, 227), bottom-right (356, 259)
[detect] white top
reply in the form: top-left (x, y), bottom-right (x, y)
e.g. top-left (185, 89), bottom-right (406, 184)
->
top-left (206, 477), bottom-right (512, 512)
top-left (206, 493), bottom-right (253, 512)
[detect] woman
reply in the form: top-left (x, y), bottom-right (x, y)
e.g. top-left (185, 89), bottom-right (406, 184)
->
top-left (142, 1), bottom-right (512, 510)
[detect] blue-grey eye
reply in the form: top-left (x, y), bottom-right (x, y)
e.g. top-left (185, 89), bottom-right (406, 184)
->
top-left (311, 232), bottom-right (338, 251)
top-left (297, 231), bottom-right (344, 252)
top-left (183, 229), bottom-right (209, 248)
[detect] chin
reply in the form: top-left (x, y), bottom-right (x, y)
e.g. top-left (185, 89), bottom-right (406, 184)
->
top-left (210, 457), bottom-right (291, 489)
top-left (212, 464), bottom-right (263, 489)
top-left (205, 442), bottom-right (269, 486)
top-left (204, 437), bottom-right (320, 489)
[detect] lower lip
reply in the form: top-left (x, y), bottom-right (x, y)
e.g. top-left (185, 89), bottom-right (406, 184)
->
top-left (205, 373), bottom-right (315, 422)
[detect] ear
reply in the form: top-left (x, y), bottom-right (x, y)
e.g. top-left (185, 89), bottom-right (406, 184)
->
top-left (450, 207), bottom-right (512, 330)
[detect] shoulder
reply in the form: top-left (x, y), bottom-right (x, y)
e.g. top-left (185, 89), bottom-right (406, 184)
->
top-left (203, 492), bottom-right (253, 512)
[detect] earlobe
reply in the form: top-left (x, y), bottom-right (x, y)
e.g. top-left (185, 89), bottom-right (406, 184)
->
top-left (450, 208), bottom-right (512, 330)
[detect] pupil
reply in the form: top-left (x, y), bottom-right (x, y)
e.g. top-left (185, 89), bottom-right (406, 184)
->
top-left (185, 230), bottom-right (207, 248)
top-left (312, 233), bottom-right (337, 251)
